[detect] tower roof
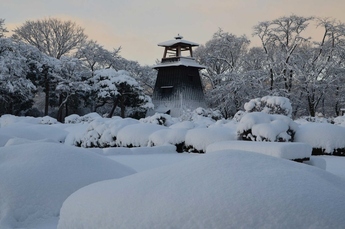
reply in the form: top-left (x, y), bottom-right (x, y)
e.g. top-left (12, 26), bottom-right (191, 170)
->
top-left (157, 35), bottom-right (199, 47)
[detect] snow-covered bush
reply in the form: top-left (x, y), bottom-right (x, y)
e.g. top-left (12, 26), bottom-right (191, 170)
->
top-left (73, 117), bottom-right (138, 148)
top-left (39, 116), bottom-right (58, 125)
top-left (333, 115), bottom-right (345, 127)
top-left (180, 107), bottom-right (222, 123)
top-left (116, 123), bottom-right (166, 147)
top-left (140, 113), bottom-right (175, 126)
top-left (294, 115), bottom-right (332, 124)
top-left (295, 123), bottom-right (345, 155)
top-left (237, 112), bottom-right (298, 142)
top-left (244, 96), bottom-right (292, 117)
top-left (148, 128), bottom-right (188, 152)
top-left (185, 127), bottom-right (237, 153)
top-left (64, 112), bottom-right (102, 124)
top-left (233, 110), bottom-right (246, 122)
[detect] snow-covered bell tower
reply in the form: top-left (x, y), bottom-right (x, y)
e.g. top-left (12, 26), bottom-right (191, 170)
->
top-left (148, 35), bottom-right (207, 117)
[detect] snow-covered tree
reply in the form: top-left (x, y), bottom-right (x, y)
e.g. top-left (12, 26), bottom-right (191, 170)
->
top-left (55, 57), bottom-right (92, 121)
top-left (195, 29), bottom-right (250, 89)
top-left (92, 69), bottom-right (153, 118)
top-left (0, 18), bottom-right (8, 38)
top-left (253, 15), bottom-right (313, 93)
top-left (114, 58), bottom-right (156, 95)
top-left (0, 38), bottom-right (36, 115)
top-left (12, 18), bottom-right (87, 59)
top-left (194, 29), bottom-right (263, 118)
top-left (75, 40), bottom-right (120, 74)
top-left (26, 53), bottom-right (62, 116)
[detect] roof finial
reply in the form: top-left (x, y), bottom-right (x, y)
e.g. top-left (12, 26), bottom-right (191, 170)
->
top-left (175, 34), bottom-right (183, 40)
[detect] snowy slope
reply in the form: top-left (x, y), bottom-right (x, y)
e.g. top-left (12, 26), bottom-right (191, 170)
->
top-left (0, 142), bottom-right (135, 229)
top-left (58, 150), bottom-right (345, 229)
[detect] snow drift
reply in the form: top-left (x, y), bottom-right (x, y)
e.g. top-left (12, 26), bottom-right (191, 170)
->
top-left (0, 142), bottom-right (135, 229)
top-left (206, 141), bottom-right (312, 160)
top-left (58, 150), bottom-right (345, 229)
top-left (295, 123), bottom-right (345, 154)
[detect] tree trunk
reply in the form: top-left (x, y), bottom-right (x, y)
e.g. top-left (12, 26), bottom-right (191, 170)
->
top-left (269, 68), bottom-right (274, 90)
top-left (120, 96), bottom-right (125, 118)
top-left (107, 100), bottom-right (118, 118)
top-left (57, 94), bottom-right (64, 122)
top-left (44, 79), bottom-right (49, 116)
top-left (65, 102), bottom-right (69, 118)
top-left (307, 95), bottom-right (316, 117)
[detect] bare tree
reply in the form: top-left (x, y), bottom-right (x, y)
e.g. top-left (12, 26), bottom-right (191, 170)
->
top-left (0, 18), bottom-right (8, 38)
top-left (75, 40), bottom-right (120, 73)
top-left (12, 18), bottom-right (87, 59)
top-left (194, 28), bottom-right (250, 89)
top-left (253, 15), bottom-right (313, 92)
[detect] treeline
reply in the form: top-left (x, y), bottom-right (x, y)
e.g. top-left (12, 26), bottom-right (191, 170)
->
top-left (195, 15), bottom-right (345, 118)
top-left (1, 15), bottom-right (345, 121)
top-left (0, 18), bottom-right (156, 122)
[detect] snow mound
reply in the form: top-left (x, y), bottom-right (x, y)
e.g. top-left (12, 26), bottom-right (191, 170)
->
top-left (169, 120), bottom-right (195, 129)
top-left (58, 150), bottom-right (345, 229)
top-left (304, 156), bottom-right (327, 170)
top-left (0, 123), bottom-right (68, 143)
top-left (0, 142), bottom-right (135, 229)
top-left (116, 123), bottom-right (166, 147)
top-left (295, 123), bottom-right (345, 154)
top-left (0, 114), bottom-right (58, 126)
top-left (94, 145), bottom-right (177, 155)
top-left (206, 141), bottom-right (312, 160)
top-left (185, 127), bottom-right (237, 153)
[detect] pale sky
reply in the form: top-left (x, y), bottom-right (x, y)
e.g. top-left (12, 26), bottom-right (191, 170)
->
top-left (1, 0), bottom-right (345, 65)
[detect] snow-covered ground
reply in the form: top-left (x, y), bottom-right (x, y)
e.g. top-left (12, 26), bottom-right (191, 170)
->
top-left (1, 113), bottom-right (345, 229)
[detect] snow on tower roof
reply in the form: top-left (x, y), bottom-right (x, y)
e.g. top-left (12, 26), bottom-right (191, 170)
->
top-left (153, 57), bottom-right (206, 69)
top-left (158, 35), bottom-right (199, 47)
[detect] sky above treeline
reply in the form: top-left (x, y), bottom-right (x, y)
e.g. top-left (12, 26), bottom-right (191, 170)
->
top-left (1, 0), bottom-right (345, 65)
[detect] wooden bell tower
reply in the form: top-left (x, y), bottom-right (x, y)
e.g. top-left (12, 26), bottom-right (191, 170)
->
top-left (148, 35), bottom-right (206, 117)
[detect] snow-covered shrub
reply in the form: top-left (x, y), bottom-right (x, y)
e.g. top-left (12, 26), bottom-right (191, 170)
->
top-left (237, 112), bottom-right (298, 142)
top-left (244, 96), bottom-right (292, 117)
top-left (116, 123), bottom-right (166, 147)
top-left (179, 107), bottom-right (223, 128)
top-left (140, 113), bottom-right (174, 126)
top-left (180, 107), bottom-right (222, 122)
top-left (185, 127), bottom-right (237, 153)
top-left (193, 107), bottom-right (223, 120)
top-left (65, 112), bottom-right (102, 124)
top-left (334, 115), bottom-right (345, 127)
top-left (40, 116), bottom-right (58, 125)
top-left (73, 117), bottom-right (138, 148)
top-left (148, 128), bottom-right (188, 152)
top-left (233, 110), bottom-right (246, 122)
top-left (294, 115), bottom-right (332, 125)
top-left (295, 123), bottom-right (345, 155)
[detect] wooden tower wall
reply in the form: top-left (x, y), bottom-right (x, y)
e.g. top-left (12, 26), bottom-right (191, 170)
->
top-left (151, 66), bottom-right (206, 117)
